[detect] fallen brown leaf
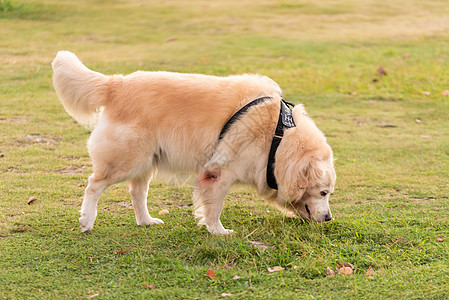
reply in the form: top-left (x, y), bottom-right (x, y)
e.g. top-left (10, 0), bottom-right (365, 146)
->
top-left (70, 227), bottom-right (75, 231)
top-left (267, 266), bottom-right (284, 273)
top-left (441, 90), bottom-right (449, 96)
top-left (158, 209), bottom-right (169, 215)
top-left (366, 266), bottom-right (375, 278)
top-left (249, 240), bottom-right (269, 250)
top-left (336, 260), bottom-right (344, 268)
top-left (421, 91), bottom-right (431, 96)
top-left (437, 235), bottom-right (443, 242)
top-left (87, 294), bottom-right (99, 299)
top-left (27, 196), bottom-right (37, 205)
top-left (221, 293), bottom-right (233, 297)
top-left (232, 275), bottom-right (241, 280)
top-left (338, 267), bottom-right (353, 276)
top-left (147, 283), bottom-right (156, 289)
top-left (0, 153), bottom-right (4, 158)
top-left (205, 269), bottom-right (217, 278)
top-left (377, 66), bottom-right (387, 76)
top-left (116, 249), bottom-right (131, 256)
top-left (164, 36), bottom-right (177, 42)
top-left (415, 119), bottom-right (421, 124)
top-left (326, 266), bottom-right (335, 276)
top-left (343, 262), bottom-right (355, 270)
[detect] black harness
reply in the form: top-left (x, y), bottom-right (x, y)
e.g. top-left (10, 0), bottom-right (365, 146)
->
top-left (218, 97), bottom-right (296, 190)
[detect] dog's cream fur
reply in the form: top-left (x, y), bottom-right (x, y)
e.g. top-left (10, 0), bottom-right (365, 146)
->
top-left (52, 51), bottom-right (336, 235)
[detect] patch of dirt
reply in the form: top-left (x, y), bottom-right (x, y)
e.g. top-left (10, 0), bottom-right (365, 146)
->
top-left (9, 222), bottom-right (32, 233)
top-left (16, 134), bottom-right (60, 146)
top-left (54, 166), bottom-right (86, 175)
top-left (4, 167), bottom-right (25, 173)
top-left (0, 116), bottom-right (32, 123)
top-left (410, 196), bottom-right (435, 201)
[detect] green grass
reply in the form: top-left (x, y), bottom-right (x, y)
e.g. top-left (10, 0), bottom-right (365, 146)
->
top-left (1, 0), bottom-right (449, 298)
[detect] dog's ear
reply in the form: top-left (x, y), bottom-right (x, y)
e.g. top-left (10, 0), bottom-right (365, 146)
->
top-left (296, 155), bottom-right (326, 188)
top-left (275, 154), bottom-right (325, 199)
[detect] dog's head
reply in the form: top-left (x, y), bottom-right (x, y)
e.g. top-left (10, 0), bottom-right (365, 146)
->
top-left (273, 104), bottom-right (336, 222)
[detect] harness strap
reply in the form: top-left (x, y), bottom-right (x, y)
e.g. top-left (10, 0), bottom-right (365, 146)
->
top-left (218, 96), bottom-right (272, 140)
top-left (218, 96), bottom-right (296, 190)
top-left (266, 99), bottom-right (296, 189)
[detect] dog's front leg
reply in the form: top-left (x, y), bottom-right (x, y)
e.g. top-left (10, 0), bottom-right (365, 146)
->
top-left (193, 168), bottom-right (234, 235)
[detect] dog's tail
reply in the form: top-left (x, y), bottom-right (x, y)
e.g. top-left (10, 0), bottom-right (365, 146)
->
top-left (52, 51), bottom-right (110, 129)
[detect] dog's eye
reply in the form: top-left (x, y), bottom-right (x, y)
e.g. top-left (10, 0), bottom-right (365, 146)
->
top-left (320, 191), bottom-right (328, 197)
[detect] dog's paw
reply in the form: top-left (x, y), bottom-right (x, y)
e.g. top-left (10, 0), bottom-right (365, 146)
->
top-left (209, 227), bottom-right (234, 235)
top-left (79, 215), bottom-right (96, 232)
top-left (221, 228), bottom-right (234, 235)
top-left (137, 217), bottom-right (164, 226)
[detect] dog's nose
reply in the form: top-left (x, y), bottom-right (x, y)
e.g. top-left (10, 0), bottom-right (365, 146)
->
top-left (324, 214), bottom-right (333, 222)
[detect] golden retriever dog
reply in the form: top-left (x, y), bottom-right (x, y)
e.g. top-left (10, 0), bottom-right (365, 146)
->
top-left (52, 51), bottom-right (336, 235)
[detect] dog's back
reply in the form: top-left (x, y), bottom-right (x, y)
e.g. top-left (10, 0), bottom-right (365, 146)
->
top-left (52, 51), bottom-right (281, 133)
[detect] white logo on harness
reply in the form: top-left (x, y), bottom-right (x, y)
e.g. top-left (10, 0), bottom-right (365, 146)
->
top-left (281, 101), bottom-right (296, 128)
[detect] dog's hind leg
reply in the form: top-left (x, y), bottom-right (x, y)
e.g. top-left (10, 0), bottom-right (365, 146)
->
top-left (79, 175), bottom-right (109, 232)
top-left (194, 168), bottom-right (234, 235)
top-left (129, 174), bottom-right (164, 226)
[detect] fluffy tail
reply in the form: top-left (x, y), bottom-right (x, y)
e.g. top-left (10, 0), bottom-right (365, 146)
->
top-left (52, 51), bottom-right (110, 129)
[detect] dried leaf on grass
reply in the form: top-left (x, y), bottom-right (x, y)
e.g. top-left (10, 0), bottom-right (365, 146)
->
top-left (248, 240), bottom-right (269, 250)
top-left (267, 266), bottom-right (284, 273)
top-left (326, 267), bottom-right (335, 276)
top-left (27, 196), bottom-right (37, 205)
top-left (87, 294), bottom-right (99, 299)
top-left (338, 267), bottom-right (353, 276)
top-left (377, 66), bottom-right (387, 76)
top-left (232, 275), bottom-right (241, 280)
top-left (333, 260), bottom-right (355, 276)
top-left (366, 266), bottom-right (375, 279)
top-left (116, 249), bottom-right (131, 256)
top-left (344, 262), bottom-right (354, 269)
top-left (164, 36), bottom-right (177, 42)
top-left (147, 283), bottom-right (156, 289)
top-left (441, 90), bottom-right (449, 96)
top-left (221, 293), bottom-right (233, 297)
top-left (205, 269), bottom-right (217, 278)
top-left (437, 235), bottom-right (443, 242)
top-left (158, 209), bottom-right (169, 215)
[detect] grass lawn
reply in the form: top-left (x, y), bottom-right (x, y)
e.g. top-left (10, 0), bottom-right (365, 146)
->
top-left (1, 0), bottom-right (449, 298)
